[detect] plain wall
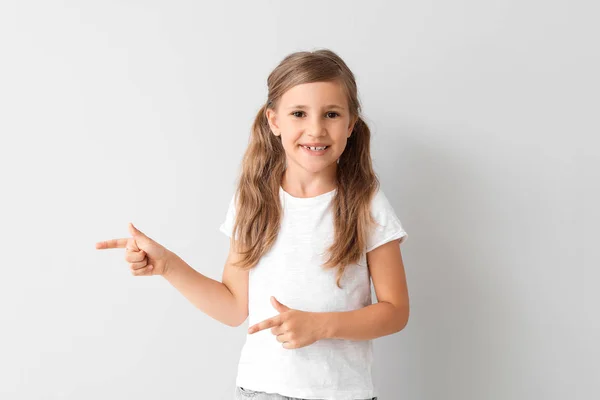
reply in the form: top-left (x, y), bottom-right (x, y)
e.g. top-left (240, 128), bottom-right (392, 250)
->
top-left (0, 1), bottom-right (597, 399)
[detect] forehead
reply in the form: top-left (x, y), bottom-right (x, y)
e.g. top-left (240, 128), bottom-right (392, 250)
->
top-left (278, 81), bottom-right (347, 108)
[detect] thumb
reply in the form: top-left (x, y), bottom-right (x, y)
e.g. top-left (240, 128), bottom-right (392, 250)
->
top-left (128, 222), bottom-right (151, 245)
top-left (271, 296), bottom-right (290, 313)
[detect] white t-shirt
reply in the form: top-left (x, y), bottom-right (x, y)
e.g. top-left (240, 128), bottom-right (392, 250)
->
top-left (219, 186), bottom-right (408, 400)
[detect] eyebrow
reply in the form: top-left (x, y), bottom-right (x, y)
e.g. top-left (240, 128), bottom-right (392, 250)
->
top-left (286, 104), bottom-right (345, 110)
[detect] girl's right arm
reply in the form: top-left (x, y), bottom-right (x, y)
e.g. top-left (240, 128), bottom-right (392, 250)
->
top-left (163, 237), bottom-right (249, 327)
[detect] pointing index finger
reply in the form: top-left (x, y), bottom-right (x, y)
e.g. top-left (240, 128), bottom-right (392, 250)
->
top-left (249, 316), bottom-right (281, 334)
top-left (95, 238), bottom-right (128, 250)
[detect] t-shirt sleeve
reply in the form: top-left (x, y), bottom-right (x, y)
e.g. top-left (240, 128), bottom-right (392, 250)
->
top-left (365, 188), bottom-right (408, 253)
top-left (219, 193), bottom-right (236, 239)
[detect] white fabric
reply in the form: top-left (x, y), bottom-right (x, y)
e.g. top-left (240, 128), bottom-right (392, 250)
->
top-left (219, 186), bottom-right (407, 400)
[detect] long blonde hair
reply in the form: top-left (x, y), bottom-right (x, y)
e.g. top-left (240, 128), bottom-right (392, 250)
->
top-left (230, 49), bottom-right (379, 289)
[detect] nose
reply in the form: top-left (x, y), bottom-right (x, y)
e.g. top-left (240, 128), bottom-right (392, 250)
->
top-left (307, 115), bottom-right (326, 137)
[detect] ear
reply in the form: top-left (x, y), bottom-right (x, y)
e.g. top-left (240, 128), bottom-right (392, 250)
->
top-left (265, 108), bottom-right (281, 137)
top-left (348, 116), bottom-right (358, 137)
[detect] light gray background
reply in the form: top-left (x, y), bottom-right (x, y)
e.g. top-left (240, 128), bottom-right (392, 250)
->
top-left (0, 1), bottom-right (597, 399)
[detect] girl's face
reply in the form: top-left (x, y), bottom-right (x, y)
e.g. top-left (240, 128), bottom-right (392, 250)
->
top-left (266, 81), bottom-right (356, 175)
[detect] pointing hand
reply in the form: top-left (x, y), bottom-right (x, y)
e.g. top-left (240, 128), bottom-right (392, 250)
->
top-left (95, 223), bottom-right (172, 277)
top-left (247, 296), bottom-right (327, 349)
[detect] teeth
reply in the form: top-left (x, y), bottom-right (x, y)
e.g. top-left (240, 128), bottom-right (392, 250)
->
top-left (303, 145), bottom-right (328, 151)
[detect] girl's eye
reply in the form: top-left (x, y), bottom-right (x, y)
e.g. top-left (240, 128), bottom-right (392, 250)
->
top-left (291, 111), bottom-right (340, 118)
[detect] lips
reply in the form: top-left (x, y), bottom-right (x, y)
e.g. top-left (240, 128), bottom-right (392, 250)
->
top-left (299, 144), bottom-right (330, 156)
top-left (299, 144), bottom-right (329, 149)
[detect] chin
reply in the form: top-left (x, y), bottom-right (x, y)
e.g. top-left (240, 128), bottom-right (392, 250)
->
top-left (300, 161), bottom-right (337, 174)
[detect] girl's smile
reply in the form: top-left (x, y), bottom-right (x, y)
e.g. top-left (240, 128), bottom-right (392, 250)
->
top-left (299, 144), bottom-right (331, 156)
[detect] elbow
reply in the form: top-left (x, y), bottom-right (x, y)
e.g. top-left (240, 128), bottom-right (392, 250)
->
top-left (398, 316), bottom-right (409, 332)
top-left (396, 304), bottom-right (410, 332)
top-left (230, 313), bottom-right (249, 328)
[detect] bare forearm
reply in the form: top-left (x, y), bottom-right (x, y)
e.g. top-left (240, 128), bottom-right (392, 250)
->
top-left (322, 301), bottom-right (409, 341)
top-left (162, 251), bottom-right (241, 327)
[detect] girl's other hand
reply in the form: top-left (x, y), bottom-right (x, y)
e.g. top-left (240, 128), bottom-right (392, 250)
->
top-left (247, 296), bottom-right (327, 349)
top-left (95, 222), bottom-right (172, 277)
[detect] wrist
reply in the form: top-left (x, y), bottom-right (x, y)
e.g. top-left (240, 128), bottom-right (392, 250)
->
top-left (318, 312), bottom-right (334, 340)
top-left (163, 250), bottom-right (179, 278)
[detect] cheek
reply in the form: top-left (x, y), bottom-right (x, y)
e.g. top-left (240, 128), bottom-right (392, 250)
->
top-left (280, 134), bottom-right (302, 150)
top-left (279, 140), bottom-right (300, 158)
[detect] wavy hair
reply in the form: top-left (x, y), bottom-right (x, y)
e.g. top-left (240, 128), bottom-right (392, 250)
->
top-left (229, 49), bottom-right (379, 289)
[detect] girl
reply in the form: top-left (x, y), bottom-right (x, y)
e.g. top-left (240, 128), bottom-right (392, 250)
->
top-left (96, 49), bottom-right (409, 400)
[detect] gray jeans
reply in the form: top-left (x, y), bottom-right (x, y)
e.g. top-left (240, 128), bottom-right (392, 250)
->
top-left (235, 386), bottom-right (378, 400)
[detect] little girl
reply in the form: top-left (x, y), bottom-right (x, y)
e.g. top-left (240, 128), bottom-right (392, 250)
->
top-left (97, 49), bottom-right (409, 400)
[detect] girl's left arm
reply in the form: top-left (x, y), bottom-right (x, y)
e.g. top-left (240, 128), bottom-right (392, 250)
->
top-left (320, 239), bottom-right (410, 341)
